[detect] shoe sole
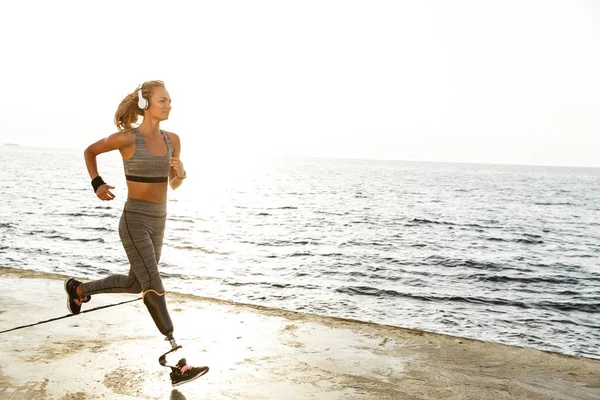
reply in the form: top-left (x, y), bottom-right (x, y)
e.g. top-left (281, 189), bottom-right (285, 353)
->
top-left (64, 278), bottom-right (79, 315)
top-left (171, 366), bottom-right (209, 387)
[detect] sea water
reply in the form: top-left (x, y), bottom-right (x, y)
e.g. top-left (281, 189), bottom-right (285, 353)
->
top-left (1, 146), bottom-right (599, 358)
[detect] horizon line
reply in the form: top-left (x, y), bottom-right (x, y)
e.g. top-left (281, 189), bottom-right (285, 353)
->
top-left (2, 143), bottom-right (598, 170)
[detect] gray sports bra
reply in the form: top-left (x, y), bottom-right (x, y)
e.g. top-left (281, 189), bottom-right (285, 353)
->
top-left (123, 128), bottom-right (173, 183)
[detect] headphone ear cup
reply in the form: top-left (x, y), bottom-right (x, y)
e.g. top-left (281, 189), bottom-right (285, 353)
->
top-left (137, 86), bottom-right (149, 110)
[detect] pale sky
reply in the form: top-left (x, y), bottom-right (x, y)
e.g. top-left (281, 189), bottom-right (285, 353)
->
top-left (0, 0), bottom-right (598, 167)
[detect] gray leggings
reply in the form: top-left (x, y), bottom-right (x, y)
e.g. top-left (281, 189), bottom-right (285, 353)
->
top-left (82, 198), bottom-right (167, 296)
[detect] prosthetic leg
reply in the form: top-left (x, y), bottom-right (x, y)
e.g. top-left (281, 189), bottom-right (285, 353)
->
top-left (143, 290), bottom-right (209, 386)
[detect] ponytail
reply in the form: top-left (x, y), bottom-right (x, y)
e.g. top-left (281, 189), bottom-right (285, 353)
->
top-left (114, 80), bottom-right (166, 131)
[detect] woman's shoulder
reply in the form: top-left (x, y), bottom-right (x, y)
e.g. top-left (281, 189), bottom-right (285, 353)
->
top-left (109, 129), bottom-right (136, 143)
top-left (163, 131), bottom-right (181, 144)
top-left (102, 129), bottom-right (136, 151)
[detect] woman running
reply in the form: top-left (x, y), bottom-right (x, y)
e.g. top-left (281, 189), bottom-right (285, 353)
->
top-left (64, 80), bottom-right (208, 386)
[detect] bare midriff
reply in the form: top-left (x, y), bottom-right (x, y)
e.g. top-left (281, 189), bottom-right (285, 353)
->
top-left (126, 181), bottom-right (169, 203)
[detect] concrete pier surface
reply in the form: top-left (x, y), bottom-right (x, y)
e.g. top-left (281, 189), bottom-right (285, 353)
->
top-left (1, 267), bottom-right (599, 399)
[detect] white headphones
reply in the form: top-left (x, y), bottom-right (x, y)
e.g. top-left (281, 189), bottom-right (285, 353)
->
top-left (137, 83), bottom-right (149, 110)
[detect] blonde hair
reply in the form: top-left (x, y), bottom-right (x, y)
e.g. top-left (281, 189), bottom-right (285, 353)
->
top-left (114, 80), bottom-right (166, 131)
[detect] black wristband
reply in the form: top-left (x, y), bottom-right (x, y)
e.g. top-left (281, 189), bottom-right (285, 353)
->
top-left (91, 176), bottom-right (106, 193)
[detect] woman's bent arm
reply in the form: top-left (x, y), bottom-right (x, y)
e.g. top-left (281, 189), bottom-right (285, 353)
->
top-left (84, 132), bottom-right (133, 179)
top-left (84, 131), bottom-right (133, 201)
top-left (168, 132), bottom-right (186, 190)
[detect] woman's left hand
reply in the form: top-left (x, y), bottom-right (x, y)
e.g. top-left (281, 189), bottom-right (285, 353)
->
top-left (170, 157), bottom-right (186, 179)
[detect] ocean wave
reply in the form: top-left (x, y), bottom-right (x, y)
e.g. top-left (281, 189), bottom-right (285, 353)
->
top-left (57, 212), bottom-right (114, 218)
top-left (44, 235), bottom-right (105, 243)
top-left (167, 217), bottom-right (197, 223)
top-left (319, 252), bottom-right (345, 257)
top-left (534, 202), bottom-right (575, 206)
top-left (246, 240), bottom-right (317, 247)
top-left (337, 285), bottom-right (600, 314)
top-left (523, 233), bottom-right (542, 238)
top-left (80, 227), bottom-right (114, 232)
top-left (23, 229), bottom-right (59, 236)
top-left (314, 210), bottom-right (350, 216)
top-left (172, 245), bottom-right (228, 255)
top-left (270, 283), bottom-right (292, 288)
top-left (340, 240), bottom-right (392, 247)
top-left (466, 223), bottom-right (494, 229)
top-left (423, 256), bottom-right (507, 271)
top-left (515, 238), bottom-right (544, 244)
top-left (380, 257), bottom-right (411, 266)
top-left (539, 301), bottom-right (600, 314)
top-left (161, 272), bottom-right (215, 281)
top-left (336, 286), bottom-right (532, 309)
top-left (288, 251), bottom-right (313, 257)
top-left (223, 280), bottom-right (321, 291)
top-left (335, 285), bottom-right (405, 298)
top-left (460, 274), bottom-right (579, 285)
top-left (407, 218), bottom-right (455, 226)
top-left (548, 319), bottom-right (600, 330)
top-left (350, 219), bottom-right (377, 225)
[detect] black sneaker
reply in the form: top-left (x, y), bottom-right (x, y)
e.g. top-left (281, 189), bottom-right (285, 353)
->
top-left (64, 277), bottom-right (91, 315)
top-left (170, 358), bottom-right (209, 387)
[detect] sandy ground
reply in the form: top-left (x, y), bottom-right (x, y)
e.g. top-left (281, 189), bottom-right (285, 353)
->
top-left (0, 268), bottom-right (599, 400)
